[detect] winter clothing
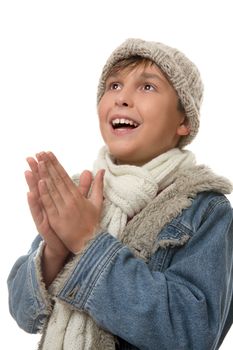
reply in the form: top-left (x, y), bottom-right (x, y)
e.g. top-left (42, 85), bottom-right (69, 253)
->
top-left (8, 157), bottom-right (233, 349)
top-left (37, 147), bottom-right (195, 349)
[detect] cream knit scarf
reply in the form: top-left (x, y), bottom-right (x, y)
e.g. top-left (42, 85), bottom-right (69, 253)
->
top-left (94, 147), bottom-right (195, 238)
top-left (39, 146), bottom-right (195, 350)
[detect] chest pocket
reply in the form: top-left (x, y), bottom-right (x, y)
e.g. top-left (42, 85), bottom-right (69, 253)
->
top-left (147, 219), bottom-right (192, 272)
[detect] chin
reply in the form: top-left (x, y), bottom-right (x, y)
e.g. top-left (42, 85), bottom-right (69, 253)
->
top-left (112, 152), bottom-right (143, 166)
top-left (109, 151), bottom-right (135, 165)
top-left (107, 145), bottom-right (148, 166)
top-left (107, 144), bottom-right (132, 159)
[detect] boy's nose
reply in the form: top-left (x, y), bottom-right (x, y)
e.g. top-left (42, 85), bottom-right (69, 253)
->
top-left (115, 89), bottom-right (133, 108)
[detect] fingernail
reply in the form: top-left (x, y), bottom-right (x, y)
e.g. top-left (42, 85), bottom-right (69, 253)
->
top-left (38, 160), bottom-right (46, 171)
top-left (36, 152), bottom-right (43, 160)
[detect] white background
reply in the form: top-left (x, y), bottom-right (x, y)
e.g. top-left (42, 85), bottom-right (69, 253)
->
top-left (1, 0), bottom-right (232, 348)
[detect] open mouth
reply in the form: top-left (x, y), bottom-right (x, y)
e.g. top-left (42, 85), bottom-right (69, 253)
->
top-left (111, 118), bottom-right (139, 130)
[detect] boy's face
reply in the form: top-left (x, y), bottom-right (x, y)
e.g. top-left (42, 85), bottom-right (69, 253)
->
top-left (98, 62), bottom-right (190, 166)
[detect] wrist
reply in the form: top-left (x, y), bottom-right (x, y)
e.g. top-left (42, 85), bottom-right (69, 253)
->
top-left (43, 244), bottom-right (70, 263)
top-left (42, 245), bottom-right (70, 288)
top-left (71, 227), bottom-right (98, 254)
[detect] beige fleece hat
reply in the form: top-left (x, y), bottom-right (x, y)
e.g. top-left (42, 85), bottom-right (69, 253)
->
top-left (97, 38), bottom-right (204, 148)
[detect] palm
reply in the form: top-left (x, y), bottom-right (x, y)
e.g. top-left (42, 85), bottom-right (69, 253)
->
top-left (25, 157), bottom-right (69, 256)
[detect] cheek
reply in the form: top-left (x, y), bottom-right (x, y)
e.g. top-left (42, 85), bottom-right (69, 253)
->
top-left (97, 106), bottom-right (104, 127)
top-left (97, 97), bottom-right (109, 121)
top-left (157, 100), bottom-right (181, 128)
top-left (97, 104), bottom-right (108, 139)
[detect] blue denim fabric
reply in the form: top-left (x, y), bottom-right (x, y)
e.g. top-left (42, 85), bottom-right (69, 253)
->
top-left (7, 191), bottom-right (233, 349)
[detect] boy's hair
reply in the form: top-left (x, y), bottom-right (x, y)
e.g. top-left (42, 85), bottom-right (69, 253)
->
top-left (105, 56), bottom-right (186, 114)
top-left (97, 38), bottom-right (204, 148)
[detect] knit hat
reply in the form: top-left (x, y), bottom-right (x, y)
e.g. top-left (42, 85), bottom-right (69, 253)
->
top-left (97, 38), bottom-right (204, 148)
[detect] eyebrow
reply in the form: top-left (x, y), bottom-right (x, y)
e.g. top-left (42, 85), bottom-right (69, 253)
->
top-left (139, 72), bottom-right (167, 84)
top-left (107, 71), bottom-right (167, 85)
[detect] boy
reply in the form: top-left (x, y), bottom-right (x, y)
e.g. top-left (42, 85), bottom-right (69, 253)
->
top-left (8, 38), bottom-right (233, 349)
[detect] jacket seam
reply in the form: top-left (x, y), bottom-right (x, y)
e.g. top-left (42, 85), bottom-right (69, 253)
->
top-left (159, 220), bottom-right (193, 240)
top-left (58, 235), bottom-right (123, 308)
top-left (80, 243), bottom-right (124, 309)
top-left (201, 197), bottom-right (230, 224)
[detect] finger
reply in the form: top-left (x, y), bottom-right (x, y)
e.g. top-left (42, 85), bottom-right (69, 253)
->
top-left (27, 191), bottom-right (44, 228)
top-left (40, 151), bottom-right (82, 202)
top-left (79, 170), bottom-right (93, 197)
top-left (38, 179), bottom-right (59, 217)
top-left (28, 187), bottom-right (65, 250)
top-left (46, 152), bottom-right (74, 186)
top-left (38, 160), bottom-right (65, 210)
top-left (26, 157), bottom-right (40, 182)
top-left (27, 156), bottom-right (38, 173)
top-left (25, 170), bottom-right (40, 197)
top-left (89, 169), bottom-right (105, 209)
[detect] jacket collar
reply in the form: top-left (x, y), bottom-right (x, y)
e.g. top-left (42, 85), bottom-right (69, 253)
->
top-left (120, 165), bottom-right (232, 260)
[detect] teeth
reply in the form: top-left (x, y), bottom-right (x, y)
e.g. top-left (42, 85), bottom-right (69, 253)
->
top-left (112, 118), bottom-right (139, 127)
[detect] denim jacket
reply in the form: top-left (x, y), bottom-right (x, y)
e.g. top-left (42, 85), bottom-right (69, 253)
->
top-left (7, 167), bottom-right (233, 350)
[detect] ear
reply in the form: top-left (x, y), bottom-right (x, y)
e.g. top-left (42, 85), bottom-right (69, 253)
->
top-left (176, 118), bottom-right (190, 136)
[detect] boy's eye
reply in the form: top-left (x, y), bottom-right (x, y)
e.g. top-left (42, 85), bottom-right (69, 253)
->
top-left (104, 81), bottom-right (121, 92)
top-left (110, 82), bottom-right (120, 90)
top-left (105, 82), bottom-right (121, 90)
top-left (143, 84), bottom-right (156, 91)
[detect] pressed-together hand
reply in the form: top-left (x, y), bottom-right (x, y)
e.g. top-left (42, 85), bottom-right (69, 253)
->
top-left (25, 154), bottom-right (70, 259)
top-left (27, 151), bottom-right (104, 254)
top-left (25, 151), bottom-right (104, 286)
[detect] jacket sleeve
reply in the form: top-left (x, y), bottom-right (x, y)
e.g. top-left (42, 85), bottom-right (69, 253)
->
top-left (7, 235), bottom-right (52, 334)
top-left (54, 196), bottom-right (233, 350)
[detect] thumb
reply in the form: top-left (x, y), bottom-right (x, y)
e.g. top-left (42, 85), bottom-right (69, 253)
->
top-left (79, 170), bottom-right (93, 197)
top-left (89, 169), bottom-right (105, 209)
